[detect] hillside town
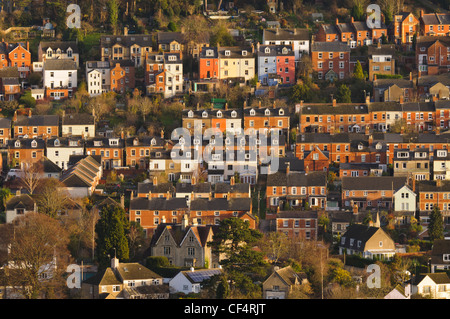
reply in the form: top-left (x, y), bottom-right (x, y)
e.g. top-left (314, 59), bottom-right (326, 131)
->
top-left (0, 0), bottom-right (449, 302)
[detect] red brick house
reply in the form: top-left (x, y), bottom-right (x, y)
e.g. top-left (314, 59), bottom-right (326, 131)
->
top-left (276, 210), bottom-right (318, 240)
top-left (311, 41), bottom-right (351, 81)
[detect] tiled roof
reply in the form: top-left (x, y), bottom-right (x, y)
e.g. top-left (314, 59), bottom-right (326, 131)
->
top-left (341, 176), bottom-right (407, 191)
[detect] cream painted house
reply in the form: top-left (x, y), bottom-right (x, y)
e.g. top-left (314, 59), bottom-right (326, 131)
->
top-left (413, 273), bottom-right (450, 299)
top-left (218, 46), bottom-right (256, 86)
top-left (46, 137), bottom-right (85, 170)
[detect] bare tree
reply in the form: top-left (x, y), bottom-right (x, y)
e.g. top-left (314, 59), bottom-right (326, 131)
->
top-left (20, 162), bottom-right (43, 195)
top-left (258, 232), bottom-right (290, 264)
top-left (2, 213), bottom-right (71, 299)
top-left (35, 179), bottom-right (70, 218)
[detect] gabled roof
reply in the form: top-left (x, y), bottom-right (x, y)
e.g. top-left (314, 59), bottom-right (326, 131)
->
top-left (6, 194), bottom-right (35, 211)
top-left (43, 59), bottom-right (77, 70)
top-left (39, 41), bottom-right (79, 53)
top-left (137, 182), bottom-right (175, 194)
top-left (62, 113), bottom-right (95, 125)
top-left (339, 224), bottom-right (382, 251)
top-left (116, 262), bottom-right (162, 281)
top-left (267, 171), bottom-right (327, 187)
top-left (311, 41), bottom-right (351, 52)
top-left (179, 268), bottom-right (223, 284)
top-left (130, 197), bottom-right (188, 211)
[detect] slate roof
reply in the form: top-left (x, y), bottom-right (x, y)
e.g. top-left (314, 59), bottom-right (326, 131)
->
top-left (100, 34), bottom-right (154, 48)
top-left (116, 262), bottom-right (162, 281)
top-left (277, 210), bottom-right (318, 219)
top-left (271, 266), bottom-right (308, 286)
top-left (6, 194), bottom-right (35, 211)
top-left (339, 224), bottom-right (381, 251)
top-left (46, 137), bottom-right (83, 148)
top-left (176, 182), bottom-right (212, 194)
top-left (43, 59), bottom-right (77, 70)
top-left (0, 118), bottom-right (11, 129)
top-left (420, 13), bottom-right (450, 25)
top-left (416, 180), bottom-right (450, 192)
top-left (300, 104), bottom-right (368, 114)
top-left (189, 197), bottom-right (252, 211)
top-left (267, 171), bottom-right (327, 187)
top-left (263, 28), bottom-right (310, 41)
top-left (62, 113), bottom-right (95, 125)
top-left (368, 44), bottom-right (395, 56)
top-left (373, 79), bottom-right (413, 89)
top-left (157, 31), bottom-right (183, 44)
top-left (0, 66), bottom-right (19, 78)
top-left (14, 114), bottom-right (59, 127)
top-left (430, 239), bottom-right (450, 265)
top-left (137, 182), bottom-right (175, 194)
top-left (217, 46), bottom-right (256, 58)
top-left (39, 41), bottom-right (79, 53)
top-left (7, 138), bottom-right (46, 149)
top-left (341, 176), bottom-right (407, 191)
top-left (214, 182), bottom-right (250, 194)
top-left (150, 223), bottom-right (218, 247)
top-left (311, 41), bottom-right (351, 52)
top-left (130, 197), bottom-right (188, 211)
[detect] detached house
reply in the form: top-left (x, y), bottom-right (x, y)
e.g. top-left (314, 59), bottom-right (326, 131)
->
top-left (416, 36), bottom-right (450, 76)
top-left (413, 273), bottom-right (450, 299)
top-left (391, 12), bottom-right (419, 47)
top-left (43, 59), bottom-right (77, 100)
top-left (263, 266), bottom-right (309, 299)
top-left (81, 257), bottom-right (166, 299)
top-left (338, 213), bottom-right (396, 260)
top-left (430, 239), bottom-right (450, 273)
top-left (150, 221), bottom-right (218, 268)
top-left (5, 193), bottom-right (37, 223)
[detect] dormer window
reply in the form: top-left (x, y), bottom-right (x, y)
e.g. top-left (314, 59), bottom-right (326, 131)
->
top-left (206, 49), bottom-right (214, 56)
top-left (216, 111), bottom-right (222, 118)
top-left (168, 55), bottom-right (176, 61)
top-left (151, 138), bottom-right (156, 145)
top-left (376, 142), bottom-right (382, 150)
top-left (54, 139), bottom-right (60, 147)
top-left (242, 50), bottom-right (247, 56)
top-left (282, 47), bottom-right (288, 54)
top-left (265, 47), bottom-right (270, 54)
top-left (133, 138), bottom-right (139, 146)
top-left (202, 111), bottom-right (208, 118)
top-left (69, 141), bottom-right (78, 147)
top-left (31, 140), bottom-right (37, 148)
top-left (188, 110), bottom-right (194, 118)
top-left (225, 50), bottom-right (231, 56)
top-left (250, 109), bottom-right (256, 116)
top-left (231, 111), bottom-right (237, 118)
top-left (94, 140), bottom-right (102, 147)
top-left (265, 109), bottom-right (271, 116)
top-left (15, 140), bottom-right (20, 148)
top-left (279, 109), bottom-right (284, 116)
top-left (109, 139), bottom-right (119, 146)
top-left (358, 143), bottom-right (363, 150)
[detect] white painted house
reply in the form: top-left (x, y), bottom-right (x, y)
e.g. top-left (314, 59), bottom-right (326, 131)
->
top-left (61, 112), bottom-right (95, 138)
top-left (393, 184), bottom-right (416, 213)
top-left (46, 137), bottom-right (85, 170)
top-left (85, 61), bottom-right (111, 96)
top-left (169, 268), bottom-right (222, 294)
top-left (164, 52), bottom-right (184, 98)
top-left (262, 28), bottom-right (310, 62)
top-left (43, 60), bottom-right (77, 100)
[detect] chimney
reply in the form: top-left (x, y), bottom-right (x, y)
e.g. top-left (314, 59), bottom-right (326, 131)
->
top-left (243, 100), bottom-right (247, 108)
top-left (196, 103), bottom-right (200, 111)
top-left (13, 110), bottom-right (17, 122)
top-left (181, 214), bottom-right (189, 231)
top-left (258, 100), bottom-right (262, 108)
top-left (111, 256), bottom-right (120, 269)
top-left (28, 108), bottom-right (32, 118)
top-left (409, 72), bottom-right (412, 81)
top-left (412, 176), bottom-right (416, 193)
top-left (273, 101), bottom-right (276, 109)
top-left (192, 175), bottom-right (196, 185)
top-left (353, 203), bottom-right (358, 215)
top-left (225, 103), bottom-right (228, 110)
top-left (336, 18), bottom-right (339, 25)
top-left (230, 176), bottom-right (235, 185)
top-left (153, 176), bottom-right (158, 186)
top-left (26, 41), bottom-right (29, 52)
top-left (420, 10), bottom-right (424, 18)
top-left (161, 129), bottom-right (164, 139)
top-left (276, 28), bottom-right (279, 35)
top-left (120, 194), bottom-right (124, 208)
top-left (365, 95), bottom-right (371, 105)
top-left (124, 27), bottom-right (128, 36)
top-left (286, 162), bottom-right (290, 174)
top-left (166, 190), bottom-right (171, 199)
top-left (436, 126), bottom-right (441, 135)
top-left (351, 17), bottom-right (354, 24)
top-left (121, 130), bottom-right (124, 139)
top-left (374, 212), bottom-right (381, 228)
top-left (332, 99), bottom-right (337, 107)
top-left (369, 134), bottom-right (373, 145)
top-left (377, 41), bottom-right (381, 48)
top-left (374, 74), bottom-right (377, 82)
top-left (436, 178), bottom-right (442, 188)
top-left (209, 191), bottom-right (212, 200)
top-left (161, 215), bottom-right (166, 223)
top-left (277, 205), bottom-right (280, 214)
top-left (399, 95), bottom-right (404, 104)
